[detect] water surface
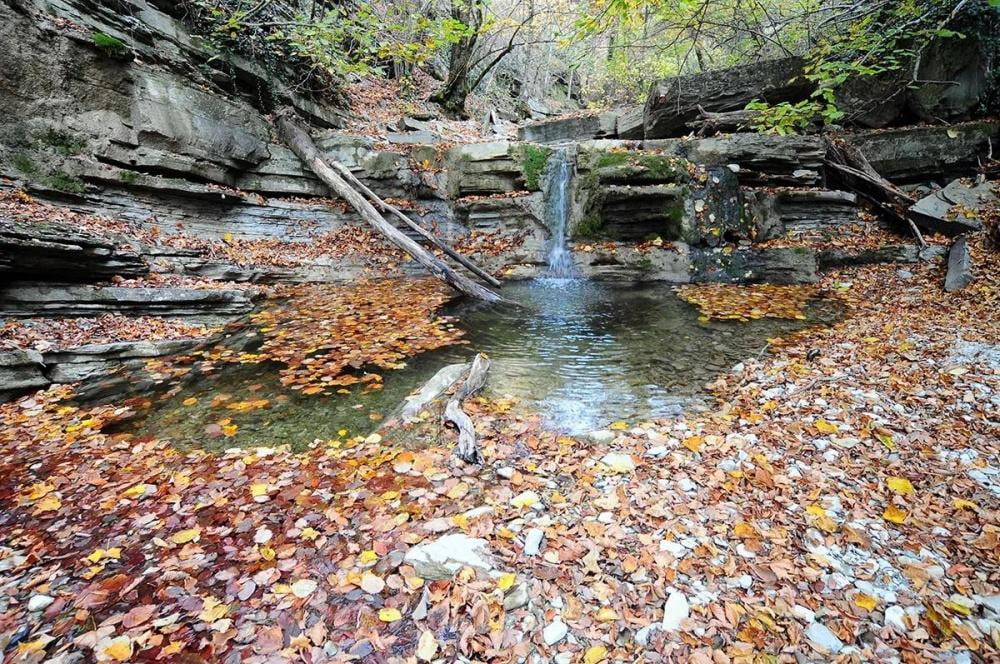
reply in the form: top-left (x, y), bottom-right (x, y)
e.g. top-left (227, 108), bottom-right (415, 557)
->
top-left (119, 280), bottom-right (835, 448)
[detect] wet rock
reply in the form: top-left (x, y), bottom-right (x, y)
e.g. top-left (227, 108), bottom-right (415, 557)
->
top-left (523, 528), bottom-right (544, 556)
top-left (403, 534), bottom-right (496, 580)
top-left (542, 620), bottom-right (568, 645)
top-left (661, 590), bottom-right (689, 631)
top-left (28, 594), bottom-right (54, 612)
top-left (804, 621), bottom-right (844, 654)
top-left (945, 237), bottom-right (973, 292)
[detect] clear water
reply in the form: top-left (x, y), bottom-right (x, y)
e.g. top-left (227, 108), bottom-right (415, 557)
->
top-left (543, 148), bottom-right (575, 278)
top-left (116, 280), bottom-right (836, 449)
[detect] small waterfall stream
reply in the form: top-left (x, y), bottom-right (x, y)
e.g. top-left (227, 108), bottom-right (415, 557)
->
top-left (542, 147), bottom-right (575, 278)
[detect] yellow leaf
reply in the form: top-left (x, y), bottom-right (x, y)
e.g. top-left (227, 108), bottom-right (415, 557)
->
top-left (446, 482), bottom-right (470, 499)
top-left (171, 528), bottom-right (201, 544)
top-left (182, 397), bottom-right (198, 406)
top-left (877, 433), bottom-right (896, 451)
top-left (25, 481), bottom-right (55, 500)
top-left (609, 421), bottom-right (628, 430)
top-left (35, 495), bottom-right (61, 513)
top-left (198, 598), bottom-right (228, 622)
top-left (882, 505), bottom-right (908, 524)
top-left (122, 483), bottom-right (149, 499)
top-left (416, 630), bottom-right (438, 661)
top-left (497, 573), bottom-right (516, 592)
top-left (300, 527), bottom-right (319, 541)
top-left (358, 549), bottom-right (378, 565)
top-left (250, 483), bottom-right (269, 497)
top-left (290, 579), bottom-right (317, 598)
top-left (161, 642), bottom-right (183, 656)
top-left (942, 600), bottom-right (973, 616)
top-left (584, 645), bottom-right (609, 664)
top-left (106, 547), bottom-right (122, 559)
top-left (953, 498), bottom-right (978, 510)
top-left (259, 546), bottom-right (275, 561)
top-left (806, 504), bottom-right (826, 517)
top-left (88, 548), bottom-right (107, 563)
top-left (682, 435), bottom-right (703, 452)
top-left (854, 593), bottom-right (877, 611)
top-left (595, 607), bottom-right (618, 622)
top-left (814, 419), bottom-right (838, 434)
top-left (510, 491), bottom-right (539, 508)
top-left (451, 514), bottom-right (470, 529)
top-left (222, 424), bottom-right (238, 437)
top-left (102, 636), bottom-right (132, 661)
top-left (378, 608), bottom-right (402, 622)
top-left (886, 476), bottom-right (914, 495)
top-left (222, 232), bottom-right (234, 243)
top-left (733, 522), bottom-right (758, 539)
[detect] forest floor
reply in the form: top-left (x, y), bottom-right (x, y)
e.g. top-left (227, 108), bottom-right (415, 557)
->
top-left (0, 238), bottom-right (998, 664)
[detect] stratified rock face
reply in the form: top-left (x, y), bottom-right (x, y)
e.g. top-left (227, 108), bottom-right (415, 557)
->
top-left (692, 247), bottom-right (818, 285)
top-left (0, 285), bottom-right (255, 324)
top-left (909, 37), bottom-right (989, 122)
top-left (851, 121), bottom-right (1000, 182)
top-left (0, 218), bottom-right (148, 282)
top-left (643, 57), bottom-right (812, 139)
top-left (518, 112), bottom-right (617, 143)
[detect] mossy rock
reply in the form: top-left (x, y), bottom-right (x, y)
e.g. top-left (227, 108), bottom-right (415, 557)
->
top-left (517, 144), bottom-right (552, 191)
top-left (581, 148), bottom-right (691, 185)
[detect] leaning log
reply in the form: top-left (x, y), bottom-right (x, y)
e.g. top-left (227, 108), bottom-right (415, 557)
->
top-left (275, 110), bottom-right (502, 302)
top-left (444, 353), bottom-right (490, 464)
top-left (644, 57), bottom-right (812, 139)
top-left (325, 160), bottom-right (502, 287)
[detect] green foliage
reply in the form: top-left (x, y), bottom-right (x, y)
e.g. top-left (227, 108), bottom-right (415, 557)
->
top-left (574, 213), bottom-right (605, 238)
top-left (520, 145), bottom-right (552, 191)
top-left (43, 171), bottom-right (85, 194)
top-left (12, 153), bottom-right (38, 176)
top-left (118, 170), bottom-right (141, 185)
top-left (33, 128), bottom-right (85, 156)
top-left (92, 32), bottom-right (127, 54)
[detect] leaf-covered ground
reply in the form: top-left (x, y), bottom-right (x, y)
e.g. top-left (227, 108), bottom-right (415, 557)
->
top-left (1, 244), bottom-right (998, 663)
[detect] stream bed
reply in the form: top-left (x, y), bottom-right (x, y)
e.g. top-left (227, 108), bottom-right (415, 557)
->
top-left (118, 279), bottom-right (838, 449)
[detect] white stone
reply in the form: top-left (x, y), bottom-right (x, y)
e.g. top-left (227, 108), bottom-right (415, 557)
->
top-left (28, 595), bottom-right (54, 612)
top-left (661, 591), bottom-right (689, 631)
top-left (588, 430), bottom-right (616, 444)
top-left (553, 653), bottom-right (573, 664)
top-left (403, 534), bottom-right (496, 580)
top-left (792, 605), bottom-right (816, 623)
top-left (978, 594), bottom-right (1000, 617)
top-left (884, 605), bottom-right (907, 632)
top-left (463, 505), bottom-right (494, 519)
top-left (542, 620), bottom-right (568, 645)
top-left (496, 467), bottom-right (515, 479)
top-left (503, 583), bottom-right (529, 610)
top-left (804, 622), bottom-right (844, 654)
top-left (735, 574), bottom-right (753, 589)
top-left (677, 478), bottom-right (696, 492)
top-left (659, 540), bottom-right (686, 557)
top-left (524, 528), bottom-right (544, 556)
top-left (600, 452), bottom-right (636, 473)
top-left (646, 446), bottom-right (668, 458)
top-left (635, 623), bottom-right (660, 646)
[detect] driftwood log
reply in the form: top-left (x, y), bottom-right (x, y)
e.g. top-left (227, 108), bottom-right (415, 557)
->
top-left (325, 160), bottom-right (502, 287)
top-left (399, 362), bottom-right (469, 421)
top-left (444, 353), bottom-right (490, 464)
top-left (276, 110), bottom-right (502, 302)
top-left (685, 106), bottom-right (761, 135)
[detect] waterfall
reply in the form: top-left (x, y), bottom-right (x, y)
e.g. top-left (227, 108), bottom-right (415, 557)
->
top-left (542, 148), bottom-right (575, 278)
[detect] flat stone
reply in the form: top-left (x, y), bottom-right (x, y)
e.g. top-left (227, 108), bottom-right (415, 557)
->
top-left (523, 528), bottom-right (544, 556)
top-left (661, 591), bottom-right (689, 631)
top-left (496, 466), bottom-right (515, 479)
top-left (599, 452), bottom-right (636, 473)
top-left (884, 605), bottom-right (907, 631)
top-left (503, 583), bottom-right (530, 610)
top-left (945, 236), bottom-right (973, 292)
top-left (28, 594), bottom-right (54, 612)
top-left (804, 621), bottom-right (844, 654)
top-left (403, 534), bottom-right (496, 580)
top-left (542, 620), bottom-right (568, 645)
top-left (589, 430), bottom-right (616, 444)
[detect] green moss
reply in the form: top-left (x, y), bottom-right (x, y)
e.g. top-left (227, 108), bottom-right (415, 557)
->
top-left (33, 128), bottom-right (85, 156)
top-left (593, 151), bottom-right (631, 169)
top-left (574, 213), bottom-right (605, 239)
top-left (93, 32), bottom-right (128, 54)
top-left (520, 144), bottom-right (552, 191)
top-left (12, 153), bottom-right (38, 176)
top-left (43, 171), bottom-right (85, 194)
top-left (587, 149), bottom-right (688, 184)
top-left (118, 170), bottom-right (141, 185)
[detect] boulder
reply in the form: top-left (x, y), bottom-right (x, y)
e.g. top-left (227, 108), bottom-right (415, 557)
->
top-left (944, 236), bottom-right (973, 292)
top-left (644, 57), bottom-right (813, 139)
top-left (909, 179), bottom-right (994, 236)
top-left (692, 247), bottom-right (818, 284)
top-left (403, 533), bottom-right (497, 580)
top-left (908, 37), bottom-right (989, 122)
top-left (518, 112), bottom-right (616, 143)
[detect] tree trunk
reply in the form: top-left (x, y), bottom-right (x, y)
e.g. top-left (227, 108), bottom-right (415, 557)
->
top-left (276, 110), bottom-right (501, 302)
top-left (444, 353), bottom-right (490, 464)
top-left (430, 0), bottom-right (483, 117)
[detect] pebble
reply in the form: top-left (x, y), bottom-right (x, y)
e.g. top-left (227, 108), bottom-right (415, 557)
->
top-left (496, 467), bottom-right (515, 479)
top-left (503, 583), bottom-right (530, 611)
top-left (27, 595), bottom-right (54, 612)
top-left (792, 605), bottom-right (816, 623)
top-left (635, 623), bottom-right (660, 646)
top-left (884, 605), bottom-right (907, 631)
top-left (677, 478), bottom-right (696, 492)
top-left (599, 452), bottom-right (636, 473)
top-left (735, 574), bottom-right (753, 590)
top-left (646, 445), bottom-right (668, 458)
top-left (524, 529), bottom-right (544, 556)
top-left (661, 591), bottom-right (689, 631)
top-left (659, 540), bottom-right (686, 557)
top-left (542, 620), bottom-right (568, 645)
top-left (804, 621), bottom-right (844, 654)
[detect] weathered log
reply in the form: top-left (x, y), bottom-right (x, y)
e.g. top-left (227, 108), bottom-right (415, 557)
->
top-left (444, 353), bottom-right (490, 464)
top-left (644, 57), bottom-right (812, 139)
top-left (275, 110), bottom-right (502, 302)
top-left (685, 106), bottom-right (760, 135)
top-left (399, 362), bottom-right (470, 421)
top-left (825, 139), bottom-right (926, 247)
top-left (326, 160), bottom-right (502, 287)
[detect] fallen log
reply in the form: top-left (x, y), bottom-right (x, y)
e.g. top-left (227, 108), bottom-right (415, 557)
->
top-left (825, 139), bottom-right (926, 247)
top-left (444, 353), bottom-right (490, 464)
top-left (685, 106), bottom-right (760, 135)
top-left (275, 110), bottom-right (502, 302)
top-left (399, 362), bottom-right (470, 421)
top-left (325, 160), bottom-right (502, 287)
